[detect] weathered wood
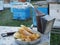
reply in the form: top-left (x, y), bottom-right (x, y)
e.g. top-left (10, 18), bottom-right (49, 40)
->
top-left (51, 31), bottom-right (60, 34)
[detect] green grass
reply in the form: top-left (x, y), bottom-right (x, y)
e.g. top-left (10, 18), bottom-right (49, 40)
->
top-left (51, 33), bottom-right (60, 45)
top-left (0, 8), bottom-right (32, 27)
top-left (0, 8), bottom-right (60, 45)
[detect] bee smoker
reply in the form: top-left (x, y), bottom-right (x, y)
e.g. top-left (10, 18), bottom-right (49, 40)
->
top-left (36, 9), bottom-right (55, 34)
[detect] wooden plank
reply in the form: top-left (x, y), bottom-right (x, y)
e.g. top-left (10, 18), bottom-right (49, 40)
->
top-left (51, 31), bottom-right (60, 34)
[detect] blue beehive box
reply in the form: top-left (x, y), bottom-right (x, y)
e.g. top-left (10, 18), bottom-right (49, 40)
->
top-left (10, 2), bottom-right (31, 20)
top-left (10, 2), bottom-right (25, 12)
top-left (12, 7), bottom-right (30, 13)
top-left (37, 7), bottom-right (48, 15)
top-left (12, 7), bottom-right (30, 20)
top-left (10, 2), bottom-right (18, 12)
top-left (33, 7), bottom-right (48, 26)
top-left (13, 12), bottom-right (26, 20)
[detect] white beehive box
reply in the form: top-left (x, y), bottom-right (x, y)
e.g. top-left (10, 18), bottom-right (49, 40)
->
top-left (46, 0), bottom-right (60, 2)
top-left (49, 4), bottom-right (60, 20)
top-left (49, 3), bottom-right (60, 28)
top-left (0, 0), bottom-right (4, 10)
top-left (46, 0), bottom-right (57, 2)
top-left (3, 0), bottom-right (18, 8)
